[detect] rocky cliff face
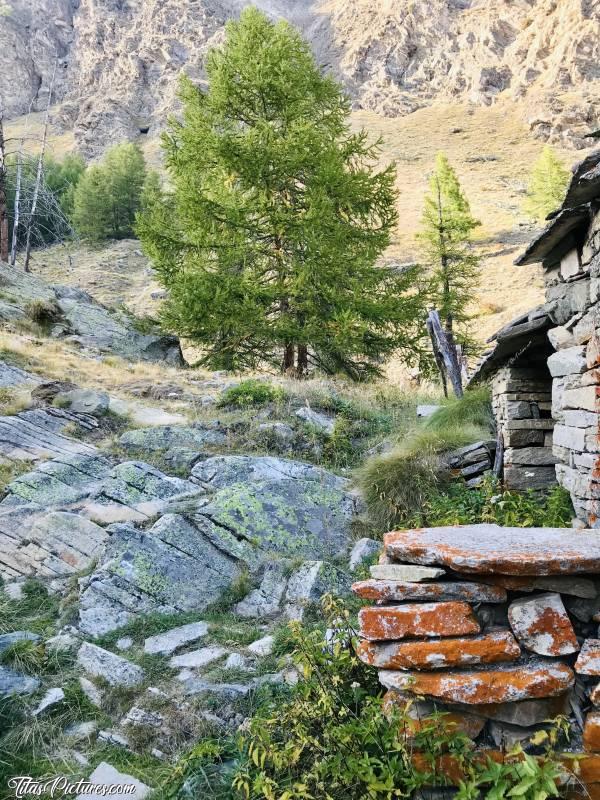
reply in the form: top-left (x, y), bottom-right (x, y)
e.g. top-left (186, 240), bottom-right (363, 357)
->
top-left (1, 0), bottom-right (599, 155)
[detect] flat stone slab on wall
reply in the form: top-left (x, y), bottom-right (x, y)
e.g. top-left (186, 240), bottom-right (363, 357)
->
top-left (384, 524), bottom-right (600, 575)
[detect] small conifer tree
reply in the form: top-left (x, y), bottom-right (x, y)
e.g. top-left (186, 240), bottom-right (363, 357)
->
top-left (418, 153), bottom-right (481, 395)
top-left (524, 145), bottom-right (570, 222)
top-left (72, 143), bottom-right (147, 241)
top-left (137, 8), bottom-right (425, 378)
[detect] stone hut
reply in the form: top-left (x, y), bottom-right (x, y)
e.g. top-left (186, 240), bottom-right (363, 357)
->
top-left (471, 149), bottom-right (600, 525)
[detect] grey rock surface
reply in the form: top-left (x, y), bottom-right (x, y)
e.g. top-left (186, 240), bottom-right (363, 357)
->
top-left (144, 622), bottom-right (209, 656)
top-left (0, 665), bottom-right (40, 697)
top-left (77, 642), bottom-right (145, 688)
top-left (349, 538), bottom-right (381, 571)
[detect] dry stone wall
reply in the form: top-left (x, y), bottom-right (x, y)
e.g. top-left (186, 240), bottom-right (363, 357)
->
top-left (492, 366), bottom-right (556, 491)
top-left (353, 524), bottom-right (600, 795)
top-left (544, 208), bottom-right (600, 526)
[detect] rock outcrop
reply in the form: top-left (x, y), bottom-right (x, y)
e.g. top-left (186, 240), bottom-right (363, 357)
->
top-left (0, 262), bottom-right (184, 366)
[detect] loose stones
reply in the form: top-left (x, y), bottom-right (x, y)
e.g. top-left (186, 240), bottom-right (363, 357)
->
top-left (384, 525), bottom-right (600, 575)
top-left (576, 640), bottom-right (600, 675)
top-left (352, 579), bottom-right (507, 604)
top-left (507, 593), bottom-right (579, 656)
top-left (358, 602), bottom-right (480, 641)
top-left (379, 663), bottom-right (575, 705)
top-left (356, 630), bottom-right (521, 670)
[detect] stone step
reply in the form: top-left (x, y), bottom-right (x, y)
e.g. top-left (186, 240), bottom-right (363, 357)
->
top-left (352, 579), bottom-right (506, 604)
top-left (358, 602), bottom-right (480, 642)
top-left (379, 662), bottom-right (574, 704)
top-left (357, 630), bottom-right (521, 670)
top-left (384, 524), bottom-right (600, 575)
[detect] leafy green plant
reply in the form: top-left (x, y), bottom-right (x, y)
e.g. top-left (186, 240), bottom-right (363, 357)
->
top-left (219, 380), bottom-right (285, 408)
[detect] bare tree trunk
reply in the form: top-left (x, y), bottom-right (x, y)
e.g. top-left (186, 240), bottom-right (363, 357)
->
top-left (297, 344), bottom-right (308, 376)
top-left (426, 316), bottom-right (448, 398)
top-left (9, 148), bottom-right (22, 266)
top-left (427, 309), bottom-right (463, 398)
top-left (282, 343), bottom-right (295, 372)
top-left (23, 59), bottom-right (56, 272)
top-left (0, 108), bottom-right (8, 263)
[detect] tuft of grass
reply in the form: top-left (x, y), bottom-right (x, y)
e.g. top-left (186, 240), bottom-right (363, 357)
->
top-left (0, 387), bottom-right (31, 416)
top-left (218, 379), bottom-right (285, 408)
top-left (0, 580), bottom-right (60, 636)
top-left (23, 299), bottom-right (62, 327)
top-left (356, 386), bottom-right (493, 533)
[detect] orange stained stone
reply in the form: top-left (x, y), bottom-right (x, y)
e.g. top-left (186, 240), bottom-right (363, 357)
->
top-left (508, 593), bottom-right (579, 657)
top-left (383, 525), bottom-right (600, 575)
top-left (576, 640), bottom-right (600, 675)
top-left (585, 713), bottom-right (600, 753)
top-left (379, 662), bottom-right (575, 705)
top-left (358, 601), bottom-right (480, 642)
top-left (356, 630), bottom-right (520, 670)
top-left (352, 578), bottom-right (506, 604)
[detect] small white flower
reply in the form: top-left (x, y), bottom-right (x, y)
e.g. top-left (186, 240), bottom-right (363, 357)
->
top-left (351, 681), bottom-right (360, 689)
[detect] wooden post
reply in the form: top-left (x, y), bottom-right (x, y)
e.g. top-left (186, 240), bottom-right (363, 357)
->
top-left (427, 309), bottom-right (463, 398)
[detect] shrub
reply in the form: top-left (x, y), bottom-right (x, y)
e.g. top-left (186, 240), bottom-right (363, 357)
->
top-left (218, 379), bottom-right (285, 408)
top-left (158, 597), bottom-right (567, 800)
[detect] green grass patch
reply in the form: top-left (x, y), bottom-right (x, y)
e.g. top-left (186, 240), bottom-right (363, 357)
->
top-left (218, 379), bottom-right (285, 408)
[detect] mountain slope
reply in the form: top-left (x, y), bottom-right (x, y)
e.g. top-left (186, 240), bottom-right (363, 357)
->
top-left (1, 0), bottom-right (598, 156)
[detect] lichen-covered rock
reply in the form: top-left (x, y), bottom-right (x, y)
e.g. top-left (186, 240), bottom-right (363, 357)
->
top-left (357, 631), bottom-right (521, 670)
top-left (0, 631), bottom-right (40, 652)
top-left (169, 646), bottom-right (226, 669)
top-left (190, 455), bottom-right (348, 492)
top-left (508, 593), bottom-right (579, 656)
top-left (77, 642), bottom-right (145, 688)
top-left (77, 762), bottom-right (150, 800)
top-left (295, 407), bottom-right (335, 435)
top-left (384, 525), bottom-right (600, 575)
top-left (359, 602), bottom-right (480, 642)
top-left (379, 662), bottom-right (575, 704)
top-left (353, 579), bottom-right (506, 604)
top-left (78, 515), bottom-right (241, 636)
top-left (284, 561), bottom-right (351, 621)
top-left (369, 564), bottom-right (446, 581)
top-left (234, 562), bottom-right (289, 618)
top-left (54, 389), bottom-right (110, 416)
top-left (576, 640), bottom-right (600, 675)
top-left (348, 538), bottom-right (381, 571)
top-left (119, 425), bottom-right (226, 455)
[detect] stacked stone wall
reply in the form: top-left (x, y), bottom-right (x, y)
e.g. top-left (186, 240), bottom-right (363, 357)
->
top-left (354, 524), bottom-right (600, 795)
top-left (492, 365), bottom-right (555, 491)
top-left (544, 208), bottom-right (600, 526)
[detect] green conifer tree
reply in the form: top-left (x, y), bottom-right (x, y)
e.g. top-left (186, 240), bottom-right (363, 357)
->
top-left (524, 145), bottom-right (570, 222)
top-left (418, 153), bottom-right (481, 394)
top-left (137, 8), bottom-right (425, 378)
top-left (72, 143), bottom-right (146, 241)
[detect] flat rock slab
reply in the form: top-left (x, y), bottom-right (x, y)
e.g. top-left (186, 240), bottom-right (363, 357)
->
top-left (353, 579), bottom-right (506, 604)
top-left (379, 662), bottom-right (575, 704)
top-left (384, 525), bottom-right (600, 575)
top-left (358, 602), bottom-right (480, 642)
top-left (576, 640), bottom-right (600, 675)
top-left (77, 642), bottom-right (145, 688)
top-left (508, 593), bottom-right (579, 656)
top-left (369, 564), bottom-right (445, 582)
top-left (357, 631), bottom-right (520, 670)
top-left (144, 621), bottom-right (209, 655)
top-left (77, 762), bottom-right (150, 800)
top-left (170, 646), bottom-right (226, 669)
top-left (475, 574), bottom-right (597, 598)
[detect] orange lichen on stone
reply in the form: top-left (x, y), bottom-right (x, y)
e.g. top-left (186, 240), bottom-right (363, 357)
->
top-left (379, 662), bottom-right (575, 704)
top-left (585, 713), bottom-right (600, 753)
top-left (356, 630), bottom-right (520, 670)
top-left (576, 640), bottom-right (600, 675)
top-left (352, 578), bottom-right (506, 604)
top-left (508, 593), bottom-right (579, 656)
top-left (358, 602), bottom-right (480, 642)
top-left (383, 525), bottom-right (600, 575)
